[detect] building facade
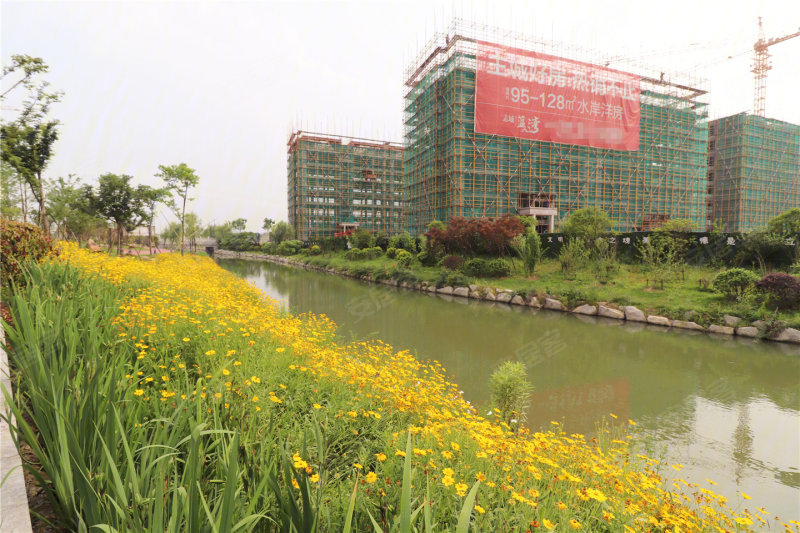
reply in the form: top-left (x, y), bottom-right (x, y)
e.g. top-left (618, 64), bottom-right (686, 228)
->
top-left (403, 32), bottom-right (710, 235)
top-left (287, 131), bottom-right (404, 241)
top-left (707, 113), bottom-right (800, 232)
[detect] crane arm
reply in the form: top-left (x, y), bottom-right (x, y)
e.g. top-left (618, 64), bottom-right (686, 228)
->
top-left (756, 28), bottom-right (800, 50)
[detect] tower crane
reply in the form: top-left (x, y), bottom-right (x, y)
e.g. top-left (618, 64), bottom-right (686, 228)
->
top-left (751, 17), bottom-right (800, 117)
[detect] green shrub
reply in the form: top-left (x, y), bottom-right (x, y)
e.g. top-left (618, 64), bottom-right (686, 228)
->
top-left (388, 231), bottom-right (414, 251)
top-left (486, 258), bottom-right (511, 278)
top-left (261, 242), bottom-right (277, 254)
top-left (375, 231), bottom-right (389, 251)
top-left (386, 247), bottom-right (397, 259)
top-left (558, 239), bottom-right (588, 279)
top-left (462, 258), bottom-right (490, 277)
top-left (309, 244), bottom-right (321, 255)
top-left (489, 361), bottom-right (533, 430)
top-left (446, 271), bottom-right (469, 288)
top-left (514, 230), bottom-right (542, 275)
top-left (790, 259), bottom-right (800, 276)
top-left (713, 268), bottom-right (759, 301)
top-left (0, 219), bottom-right (55, 287)
top-left (416, 250), bottom-right (440, 267)
top-left (756, 272), bottom-right (800, 310)
top-left (396, 250), bottom-right (413, 269)
top-left (276, 239), bottom-right (303, 256)
top-left (348, 228), bottom-right (374, 249)
top-left (593, 238), bottom-right (619, 284)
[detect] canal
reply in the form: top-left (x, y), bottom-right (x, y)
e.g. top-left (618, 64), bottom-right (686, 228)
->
top-left (219, 258), bottom-right (800, 524)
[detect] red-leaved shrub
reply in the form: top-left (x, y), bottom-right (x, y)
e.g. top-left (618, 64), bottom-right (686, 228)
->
top-left (441, 254), bottom-right (465, 270)
top-left (426, 216), bottom-right (523, 257)
top-left (756, 272), bottom-right (800, 310)
top-left (1, 219), bottom-right (55, 286)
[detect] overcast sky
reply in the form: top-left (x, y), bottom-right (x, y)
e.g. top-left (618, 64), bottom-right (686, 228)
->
top-left (2, 0), bottom-right (799, 232)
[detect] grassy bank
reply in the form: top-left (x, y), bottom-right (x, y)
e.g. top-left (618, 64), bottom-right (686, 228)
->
top-left (3, 243), bottom-right (794, 531)
top-left (292, 251), bottom-right (800, 330)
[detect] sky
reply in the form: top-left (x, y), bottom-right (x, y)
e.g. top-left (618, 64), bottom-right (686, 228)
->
top-left (2, 0), bottom-right (799, 232)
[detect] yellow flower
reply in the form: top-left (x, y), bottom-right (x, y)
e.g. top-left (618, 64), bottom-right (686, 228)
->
top-left (133, 389), bottom-right (144, 396)
top-left (182, 337), bottom-right (190, 342)
top-left (252, 396), bottom-right (259, 403)
top-left (628, 419), bottom-right (636, 426)
top-left (233, 361), bottom-right (242, 366)
top-left (741, 492), bottom-right (751, 500)
top-left (556, 501), bottom-right (567, 510)
top-left (365, 472), bottom-right (378, 484)
top-left (222, 368), bottom-right (230, 376)
top-left (161, 376), bottom-right (170, 382)
top-left (313, 403), bottom-right (322, 409)
top-left (474, 504), bottom-right (485, 514)
top-left (310, 474), bottom-right (319, 483)
top-left (441, 475), bottom-right (454, 487)
top-left (353, 463), bottom-right (363, 470)
top-left (569, 519), bottom-right (582, 529)
top-left (543, 519), bottom-right (555, 530)
top-left (375, 453), bottom-right (387, 462)
top-left (205, 350), bottom-right (216, 355)
top-left (276, 347), bottom-right (285, 353)
top-left (269, 396), bottom-right (282, 404)
top-left (395, 450), bottom-right (405, 457)
top-left (291, 478), bottom-right (299, 490)
top-left (455, 483), bottom-right (468, 496)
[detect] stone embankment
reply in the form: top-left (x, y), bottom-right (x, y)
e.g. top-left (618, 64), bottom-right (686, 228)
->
top-left (214, 249), bottom-right (800, 346)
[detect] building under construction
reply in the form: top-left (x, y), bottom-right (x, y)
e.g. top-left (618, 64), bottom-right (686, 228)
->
top-left (287, 131), bottom-right (404, 241)
top-left (403, 24), bottom-right (711, 235)
top-left (707, 113), bottom-right (800, 232)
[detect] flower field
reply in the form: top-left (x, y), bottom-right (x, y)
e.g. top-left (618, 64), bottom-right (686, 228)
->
top-left (3, 242), bottom-right (796, 532)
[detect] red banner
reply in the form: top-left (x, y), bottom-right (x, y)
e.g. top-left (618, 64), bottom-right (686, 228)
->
top-left (475, 41), bottom-right (641, 151)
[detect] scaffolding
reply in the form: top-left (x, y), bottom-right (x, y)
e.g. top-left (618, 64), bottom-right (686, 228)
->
top-left (708, 113), bottom-right (800, 232)
top-left (403, 21), bottom-right (710, 235)
top-left (287, 131), bottom-right (404, 241)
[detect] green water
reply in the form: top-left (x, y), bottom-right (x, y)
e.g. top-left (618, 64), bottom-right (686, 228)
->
top-left (219, 258), bottom-right (800, 525)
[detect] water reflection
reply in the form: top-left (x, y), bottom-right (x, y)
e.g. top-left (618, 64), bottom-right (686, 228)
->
top-left (219, 258), bottom-right (800, 524)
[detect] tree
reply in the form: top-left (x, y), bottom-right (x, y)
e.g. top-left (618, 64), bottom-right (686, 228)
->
top-left (138, 185), bottom-right (172, 254)
top-left (767, 208), bottom-right (800, 238)
top-left (183, 212), bottom-right (202, 252)
top-left (161, 221), bottom-right (182, 248)
top-left (156, 163), bottom-right (199, 255)
top-left (1, 55), bottom-right (62, 122)
top-left (0, 161), bottom-right (24, 220)
top-left (47, 175), bottom-right (102, 243)
top-left (1, 55), bottom-right (62, 235)
top-left (269, 221), bottom-right (294, 244)
top-left (262, 217), bottom-right (274, 231)
top-left (560, 207), bottom-right (612, 242)
top-left (231, 218), bottom-right (247, 232)
top-left (1, 121), bottom-right (59, 233)
top-left (87, 173), bottom-right (147, 254)
top-left (656, 218), bottom-right (697, 233)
